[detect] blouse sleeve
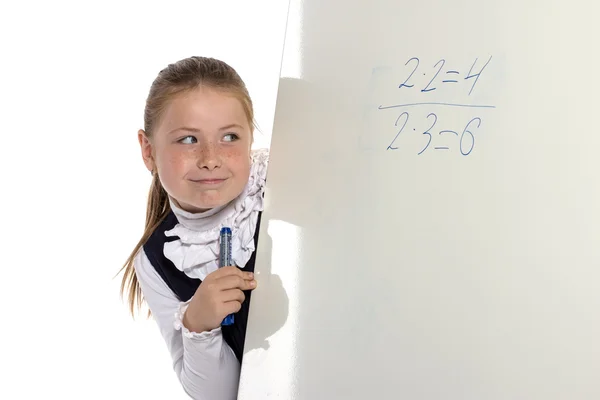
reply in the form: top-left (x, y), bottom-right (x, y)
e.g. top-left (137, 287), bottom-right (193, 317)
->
top-left (133, 249), bottom-right (241, 400)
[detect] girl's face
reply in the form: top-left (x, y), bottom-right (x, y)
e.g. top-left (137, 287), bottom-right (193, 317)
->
top-left (139, 86), bottom-right (252, 213)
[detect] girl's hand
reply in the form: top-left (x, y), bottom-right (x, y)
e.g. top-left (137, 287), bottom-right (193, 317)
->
top-left (182, 266), bottom-right (257, 333)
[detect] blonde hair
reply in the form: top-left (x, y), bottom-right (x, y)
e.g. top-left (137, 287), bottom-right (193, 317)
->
top-left (119, 56), bottom-right (255, 317)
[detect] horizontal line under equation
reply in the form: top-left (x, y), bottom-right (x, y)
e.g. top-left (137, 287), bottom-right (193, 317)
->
top-left (378, 102), bottom-right (496, 109)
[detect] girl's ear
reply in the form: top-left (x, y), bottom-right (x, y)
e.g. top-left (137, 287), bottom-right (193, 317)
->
top-left (138, 129), bottom-right (155, 173)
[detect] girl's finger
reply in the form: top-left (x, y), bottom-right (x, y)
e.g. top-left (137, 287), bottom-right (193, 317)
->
top-left (222, 299), bottom-right (243, 315)
top-left (217, 274), bottom-right (256, 291)
top-left (220, 288), bottom-right (246, 304)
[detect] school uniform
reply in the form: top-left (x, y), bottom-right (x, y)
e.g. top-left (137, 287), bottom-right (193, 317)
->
top-left (134, 149), bottom-right (268, 400)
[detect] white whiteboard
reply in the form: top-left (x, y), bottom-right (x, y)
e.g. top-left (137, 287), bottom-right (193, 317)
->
top-left (240, 0), bottom-right (600, 398)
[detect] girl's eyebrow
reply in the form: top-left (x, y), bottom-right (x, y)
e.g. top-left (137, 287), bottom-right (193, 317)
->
top-left (167, 127), bottom-right (202, 135)
top-left (219, 123), bottom-right (244, 131)
top-left (167, 124), bottom-right (244, 135)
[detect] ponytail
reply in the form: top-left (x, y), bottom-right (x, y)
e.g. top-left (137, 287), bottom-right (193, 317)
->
top-left (119, 172), bottom-right (170, 317)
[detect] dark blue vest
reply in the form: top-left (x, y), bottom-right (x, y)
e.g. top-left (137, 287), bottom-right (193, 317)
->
top-left (143, 211), bottom-right (262, 362)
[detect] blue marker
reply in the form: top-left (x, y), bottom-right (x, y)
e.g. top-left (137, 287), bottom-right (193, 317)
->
top-left (219, 227), bottom-right (235, 326)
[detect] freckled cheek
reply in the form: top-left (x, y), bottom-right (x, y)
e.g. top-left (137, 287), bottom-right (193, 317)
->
top-left (161, 149), bottom-right (195, 176)
top-left (222, 148), bottom-right (250, 171)
top-left (221, 147), bottom-right (242, 158)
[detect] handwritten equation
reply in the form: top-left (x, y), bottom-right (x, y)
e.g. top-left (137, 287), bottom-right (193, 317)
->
top-left (372, 56), bottom-right (496, 156)
top-left (397, 56), bottom-right (492, 96)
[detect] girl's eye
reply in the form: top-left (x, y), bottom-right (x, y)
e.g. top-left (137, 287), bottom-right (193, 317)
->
top-left (223, 133), bottom-right (239, 142)
top-left (179, 136), bottom-right (197, 144)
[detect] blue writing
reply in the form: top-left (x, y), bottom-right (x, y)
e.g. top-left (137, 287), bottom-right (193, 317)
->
top-left (439, 130), bottom-right (459, 136)
top-left (418, 113), bottom-right (437, 155)
top-left (379, 102), bottom-right (495, 109)
top-left (395, 57), bottom-right (492, 95)
top-left (384, 113), bottom-right (483, 156)
top-left (460, 117), bottom-right (481, 155)
top-left (379, 56), bottom-right (494, 156)
top-left (421, 59), bottom-right (445, 93)
top-left (399, 57), bottom-right (419, 89)
top-left (387, 112), bottom-right (409, 150)
top-left (436, 130), bottom-right (458, 151)
top-left (465, 56), bottom-right (492, 95)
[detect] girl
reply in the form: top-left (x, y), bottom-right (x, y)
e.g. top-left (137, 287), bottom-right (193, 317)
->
top-left (119, 56), bottom-right (268, 399)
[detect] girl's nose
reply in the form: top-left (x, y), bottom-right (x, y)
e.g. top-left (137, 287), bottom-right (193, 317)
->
top-left (197, 142), bottom-right (221, 170)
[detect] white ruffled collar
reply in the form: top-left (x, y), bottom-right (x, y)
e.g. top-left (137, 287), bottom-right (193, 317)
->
top-left (163, 148), bottom-right (269, 280)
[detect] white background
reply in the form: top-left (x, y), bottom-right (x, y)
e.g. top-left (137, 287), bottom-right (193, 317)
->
top-left (0, 1), bottom-right (289, 398)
